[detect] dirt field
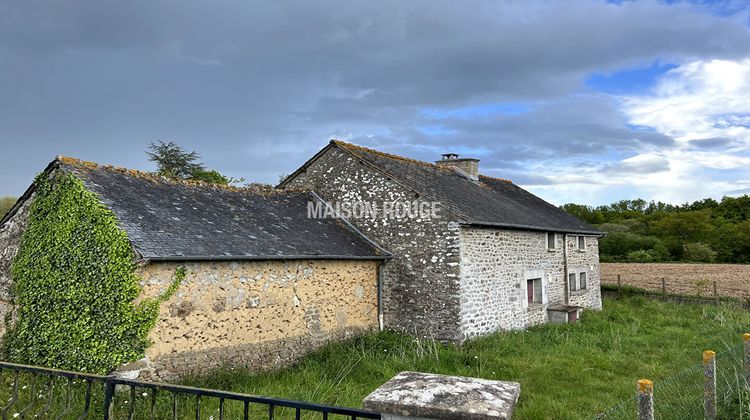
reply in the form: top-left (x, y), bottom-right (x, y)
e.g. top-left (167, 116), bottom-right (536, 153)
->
top-left (601, 262), bottom-right (750, 300)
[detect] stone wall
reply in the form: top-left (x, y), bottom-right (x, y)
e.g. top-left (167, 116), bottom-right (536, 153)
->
top-left (284, 146), bottom-right (464, 341)
top-left (459, 227), bottom-right (563, 336)
top-left (0, 196), bottom-right (30, 337)
top-left (134, 259), bottom-right (378, 380)
top-left (601, 262), bottom-right (750, 299)
top-left (565, 235), bottom-right (602, 310)
top-left (458, 227), bottom-right (601, 338)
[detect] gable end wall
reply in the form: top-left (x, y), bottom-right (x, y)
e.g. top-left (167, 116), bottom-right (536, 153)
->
top-left (284, 146), bottom-right (463, 341)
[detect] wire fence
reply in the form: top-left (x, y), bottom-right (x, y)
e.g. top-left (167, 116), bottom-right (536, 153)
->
top-left (602, 273), bottom-right (750, 309)
top-left (595, 343), bottom-right (750, 419)
top-left (601, 282), bottom-right (750, 310)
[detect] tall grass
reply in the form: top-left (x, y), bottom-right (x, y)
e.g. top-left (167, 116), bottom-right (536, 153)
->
top-left (181, 297), bottom-right (750, 419)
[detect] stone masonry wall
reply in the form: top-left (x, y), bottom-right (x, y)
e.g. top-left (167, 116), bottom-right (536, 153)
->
top-left (459, 228), bottom-right (602, 339)
top-left (133, 259), bottom-right (378, 380)
top-left (285, 146), bottom-right (463, 341)
top-left (0, 196), bottom-right (30, 338)
top-left (566, 235), bottom-right (602, 310)
top-left (459, 227), bottom-right (564, 337)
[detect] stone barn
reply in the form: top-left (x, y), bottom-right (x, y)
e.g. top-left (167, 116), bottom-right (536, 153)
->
top-left (280, 140), bottom-right (604, 342)
top-left (0, 157), bottom-right (388, 379)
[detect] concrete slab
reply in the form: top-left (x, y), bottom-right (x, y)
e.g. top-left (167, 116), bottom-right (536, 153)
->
top-left (363, 371), bottom-right (521, 420)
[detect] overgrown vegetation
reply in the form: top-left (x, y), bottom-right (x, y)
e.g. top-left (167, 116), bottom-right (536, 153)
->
top-left (2, 171), bottom-right (184, 374)
top-left (561, 196), bottom-right (750, 263)
top-left (180, 297), bottom-right (750, 419)
top-left (147, 141), bottom-right (244, 185)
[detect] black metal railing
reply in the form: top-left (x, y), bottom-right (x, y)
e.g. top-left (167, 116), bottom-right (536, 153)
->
top-left (0, 361), bottom-right (381, 419)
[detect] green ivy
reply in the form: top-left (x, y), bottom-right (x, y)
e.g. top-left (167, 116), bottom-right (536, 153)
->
top-left (2, 170), bottom-right (183, 374)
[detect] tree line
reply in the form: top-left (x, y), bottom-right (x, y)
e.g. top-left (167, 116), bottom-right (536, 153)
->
top-left (561, 196), bottom-right (750, 263)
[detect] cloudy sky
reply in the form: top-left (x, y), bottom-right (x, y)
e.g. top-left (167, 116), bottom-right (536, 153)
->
top-left (1, 0), bottom-right (749, 205)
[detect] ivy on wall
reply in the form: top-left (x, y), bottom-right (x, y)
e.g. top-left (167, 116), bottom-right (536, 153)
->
top-left (2, 170), bottom-right (183, 374)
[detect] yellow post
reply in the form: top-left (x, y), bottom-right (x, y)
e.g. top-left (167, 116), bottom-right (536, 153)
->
top-left (636, 379), bottom-right (654, 420)
top-left (704, 350), bottom-right (717, 420)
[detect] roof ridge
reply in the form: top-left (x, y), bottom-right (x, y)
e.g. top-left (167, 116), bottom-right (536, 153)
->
top-left (331, 140), bottom-right (447, 171)
top-left (478, 174), bottom-right (513, 184)
top-left (331, 140), bottom-right (513, 183)
top-left (56, 156), bottom-right (295, 195)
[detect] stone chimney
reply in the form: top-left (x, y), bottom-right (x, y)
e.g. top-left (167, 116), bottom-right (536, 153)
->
top-left (435, 153), bottom-right (479, 181)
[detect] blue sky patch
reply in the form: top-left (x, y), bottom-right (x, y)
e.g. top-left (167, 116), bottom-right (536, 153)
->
top-left (586, 61), bottom-right (678, 94)
top-left (420, 103), bottom-right (530, 120)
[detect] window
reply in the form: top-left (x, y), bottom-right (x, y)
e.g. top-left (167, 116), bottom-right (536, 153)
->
top-left (546, 232), bottom-right (556, 250)
top-left (568, 273), bottom-right (577, 292)
top-left (579, 272), bottom-right (587, 290)
top-left (527, 278), bottom-right (542, 304)
top-left (577, 236), bottom-right (586, 250)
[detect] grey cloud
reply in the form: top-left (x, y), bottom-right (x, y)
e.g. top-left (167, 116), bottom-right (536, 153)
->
top-left (0, 0), bottom-right (748, 197)
top-left (687, 137), bottom-right (735, 149)
top-left (724, 187), bottom-right (750, 195)
top-left (600, 155), bottom-right (670, 175)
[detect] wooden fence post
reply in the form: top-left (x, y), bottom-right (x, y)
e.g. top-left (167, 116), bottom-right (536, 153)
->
top-left (617, 274), bottom-right (621, 287)
top-left (744, 333), bottom-right (750, 388)
top-left (713, 281), bottom-right (718, 305)
top-left (636, 379), bottom-right (654, 420)
top-left (704, 350), bottom-right (717, 420)
top-left (661, 278), bottom-right (666, 299)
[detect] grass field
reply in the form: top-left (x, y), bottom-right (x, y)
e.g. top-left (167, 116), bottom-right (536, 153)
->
top-left (1, 296), bottom-right (747, 419)
top-left (178, 296), bottom-right (750, 419)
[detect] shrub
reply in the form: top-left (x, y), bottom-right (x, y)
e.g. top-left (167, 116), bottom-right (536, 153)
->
top-left (682, 242), bottom-right (718, 263)
top-left (626, 249), bottom-right (655, 263)
top-left (600, 232), bottom-right (659, 258)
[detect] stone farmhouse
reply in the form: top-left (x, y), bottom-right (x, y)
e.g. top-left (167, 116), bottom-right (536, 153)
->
top-left (0, 143), bottom-right (602, 378)
top-left (0, 157), bottom-right (388, 379)
top-left (280, 141), bottom-right (603, 342)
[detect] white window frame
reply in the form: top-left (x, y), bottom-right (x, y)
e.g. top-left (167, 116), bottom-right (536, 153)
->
top-left (569, 267), bottom-right (588, 293)
top-left (546, 232), bottom-right (556, 250)
top-left (579, 271), bottom-right (587, 290)
top-left (568, 272), bottom-right (577, 292)
top-left (577, 235), bottom-right (586, 251)
top-left (522, 269), bottom-right (547, 308)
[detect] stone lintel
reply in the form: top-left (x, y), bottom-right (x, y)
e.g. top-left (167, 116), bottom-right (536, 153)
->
top-left (363, 371), bottom-right (520, 420)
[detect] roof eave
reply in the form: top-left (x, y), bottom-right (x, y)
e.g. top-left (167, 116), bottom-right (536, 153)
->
top-left (142, 254), bottom-right (392, 263)
top-left (460, 221), bottom-right (604, 236)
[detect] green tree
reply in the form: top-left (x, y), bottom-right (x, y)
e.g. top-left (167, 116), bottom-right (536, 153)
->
top-left (564, 194), bottom-right (750, 263)
top-left (599, 232), bottom-right (659, 260)
top-left (147, 141), bottom-right (243, 185)
top-left (682, 243), bottom-right (717, 263)
top-left (560, 203), bottom-right (604, 224)
top-left (733, 221), bottom-right (750, 263)
top-left (715, 195), bottom-right (750, 222)
top-left (191, 169), bottom-right (231, 185)
top-left (626, 249), bottom-right (654, 263)
top-left (147, 141), bottom-right (205, 179)
top-left (650, 211), bottom-right (714, 242)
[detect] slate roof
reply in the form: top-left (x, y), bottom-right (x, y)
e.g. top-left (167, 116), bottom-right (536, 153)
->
top-left (3, 158), bottom-right (388, 261)
top-left (281, 141), bottom-right (602, 235)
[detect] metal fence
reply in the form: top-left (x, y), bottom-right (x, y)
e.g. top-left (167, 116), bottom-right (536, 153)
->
top-left (595, 338), bottom-right (750, 419)
top-left (0, 361), bottom-right (381, 420)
